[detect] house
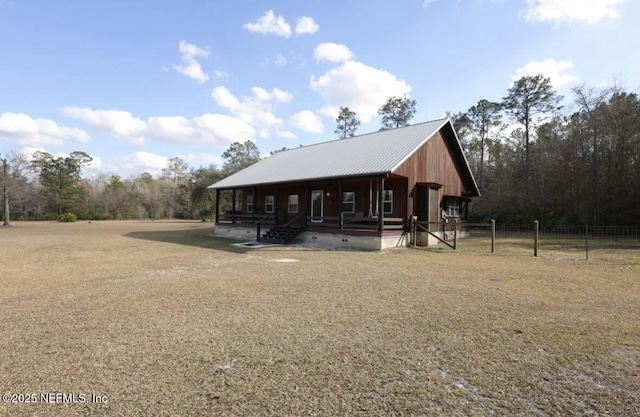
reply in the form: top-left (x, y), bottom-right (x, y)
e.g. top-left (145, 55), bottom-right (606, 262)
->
top-left (208, 118), bottom-right (480, 250)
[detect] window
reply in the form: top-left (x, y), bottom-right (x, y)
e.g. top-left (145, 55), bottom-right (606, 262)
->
top-left (288, 194), bottom-right (298, 213)
top-left (342, 192), bottom-right (355, 213)
top-left (446, 199), bottom-right (460, 217)
top-left (383, 190), bottom-right (393, 214)
top-left (246, 195), bottom-right (254, 213)
top-left (265, 195), bottom-right (274, 213)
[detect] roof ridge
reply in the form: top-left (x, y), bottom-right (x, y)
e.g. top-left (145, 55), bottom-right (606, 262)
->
top-left (272, 118), bottom-right (449, 155)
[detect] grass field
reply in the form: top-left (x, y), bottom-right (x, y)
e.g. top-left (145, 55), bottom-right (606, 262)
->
top-left (1, 221), bottom-right (638, 416)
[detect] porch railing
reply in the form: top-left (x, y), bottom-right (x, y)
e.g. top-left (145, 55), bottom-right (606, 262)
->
top-left (281, 212), bottom-right (306, 229)
top-left (280, 212), bottom-right (307, 243)
top-left (255, 214), bottom-right (275, 242)
top-left (307, 214), bottom-right (406, 231)
top-left (219, 211), bottom-right (266, 225)
top-left (219, 211), bottom-right (406, 232)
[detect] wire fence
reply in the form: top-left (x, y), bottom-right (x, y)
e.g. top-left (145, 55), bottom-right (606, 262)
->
top-left (458, 222), bottom-right (640, 263)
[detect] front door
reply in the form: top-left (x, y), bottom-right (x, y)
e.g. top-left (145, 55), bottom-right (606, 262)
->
top-left (310, 190), bottom-right (323, 222)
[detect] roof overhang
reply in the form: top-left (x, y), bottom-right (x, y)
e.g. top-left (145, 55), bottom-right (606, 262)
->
top-left (208, 172), bottom-right (394, 190)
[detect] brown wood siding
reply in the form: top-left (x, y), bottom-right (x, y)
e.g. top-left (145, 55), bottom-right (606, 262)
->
top-left (241, 185), bottom-right (307, 219)
top-left (342, 179), bottom-right (375, 215)
top-left (340, 178), bottom-right (406, 218)
top-left (393, 130), bottom-right (467, 218)
top-left (425, 131), bottom-right (466, 196)
top-left (238, 178), bottom-right (408, 222)
top-left (394, 131), bottom-right (464, 193)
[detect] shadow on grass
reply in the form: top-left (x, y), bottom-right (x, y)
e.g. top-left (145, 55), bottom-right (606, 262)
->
top-left (124, 226), bottom-right (250, 254)
top-left (124, 226), bottom-right (326, 255)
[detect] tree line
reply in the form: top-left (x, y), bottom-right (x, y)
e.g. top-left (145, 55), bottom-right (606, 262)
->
top-left (0, 141), bottom-right (260, 223)
top-left (453, 78), bottom-right (640, 226)
top-left (334, 81), bottom-right (640, 227)
top-left (2, 83), bottom-right (639, 226)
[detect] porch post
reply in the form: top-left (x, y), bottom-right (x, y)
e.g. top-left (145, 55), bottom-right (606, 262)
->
top-left (338, 179), bottom-right (344, 229)
top-left (378, 176), bottom-right (385, 232)
top-left (274, 184), bottom-right (279, 224)
top-left (304, 183), bottom-right (309, 226)
top-left (231, 189), bottom-right (236, 223)
top-left (252, 187), bottom-right (256, 223)
top-left (405, 178), bottom-right (411, 231)
top-left (215, 189), bottom-right (220, 223)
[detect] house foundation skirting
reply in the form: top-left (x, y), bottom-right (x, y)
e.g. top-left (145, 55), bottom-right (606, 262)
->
top-left (214, 225), bottom-right (409, 251)
top-left (296, 230), bottom-right (409, 251)
top-left (215, 225), bottom-right (258, 241)
top-left (214, 224), bottom-right (470, 251)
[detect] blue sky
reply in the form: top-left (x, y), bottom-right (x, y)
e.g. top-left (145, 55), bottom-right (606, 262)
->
top-left (1, 0), bottom-right (638, 176)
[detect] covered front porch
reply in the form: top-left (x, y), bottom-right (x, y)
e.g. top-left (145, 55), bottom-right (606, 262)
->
top-left (213, 174), bottom-right (409, 247)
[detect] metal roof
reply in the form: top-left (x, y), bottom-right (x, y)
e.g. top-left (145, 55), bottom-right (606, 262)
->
top-left (208, 118), bottom-right (477, 194)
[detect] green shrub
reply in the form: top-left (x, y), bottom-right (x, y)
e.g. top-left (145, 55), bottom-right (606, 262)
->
top-left (58, 212), bottom-right (78, 223)
top-left (40, 213), bottom-right (59, 221)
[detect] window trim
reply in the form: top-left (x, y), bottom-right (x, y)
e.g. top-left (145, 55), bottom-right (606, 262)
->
top-left (246, 195), bottom-right (254, 213)
top-left (446, 199), bottom-right (460, 218)
top-left (383, 190), bottom-right (393, 215)
top-left (342, 191), bottom-right (355, 213)
top-left (265, 195), bottom-right (274, 213)
top-left (288, 194), bottom-right (299, 213)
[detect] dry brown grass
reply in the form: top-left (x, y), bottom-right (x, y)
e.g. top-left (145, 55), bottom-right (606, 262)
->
top-left (1, 221), bottom-right (639, 416)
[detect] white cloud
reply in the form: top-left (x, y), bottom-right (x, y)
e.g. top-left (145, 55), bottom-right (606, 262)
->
top-left (295, 16), bottom-right (319, 35)
top-left (422, 0), bottom-right (436, 8)
top-left (276, 130), bottom-right (298, 140)
top-left (144, 116), bottom-right (196, 143)
top-left (252, 86), bottom-right (272, 102)
top-left (257, 128), bottom-right (270, 139)
top-left (61, 105), bottom-right (254, 149)
top-left (60, 106), bottom-right (146, 144)
top-left (522, 0), bottom-right (625, 24)
top-left (172, 40), bottom-right (210, 83)
top-left (116, 152), bottom-right (169, 177)
top-left (289, 110), bottom-right (324, 133)
top-left (178, 40), bottom-right (208, 58)
top-left (274, 54), bottom-right (287, 66)
top-left (176, 152), bottom-right (223, 167)
top-left (17, 146), bottom-right (101, 172)
top-left (272, 88), bottom-right (293, 103)
top-left (244, 10), bottom-right (292, 38)
top-left (214, 70), bottom-right (229, 80)
top-left (17, 146), bottom-right (47, 161)
top-left (211, 86), bottom-right (240, 108)
top-left (314, 43), bottom-right (354, 63)
top-left (0, 112), bottom-right (90, 147)
top-left (86, 155), bottom-right (102, 170)
top-left (513, 58), bottom-right (579, 87)
top-left (310, 60), bottom-right (412, 123)
top-left (146, 114), bottom-right (255, 147)
top-left (36, 119), bottom-right (91, 144)
top-left (212, 85), bottom-right (293, 132)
